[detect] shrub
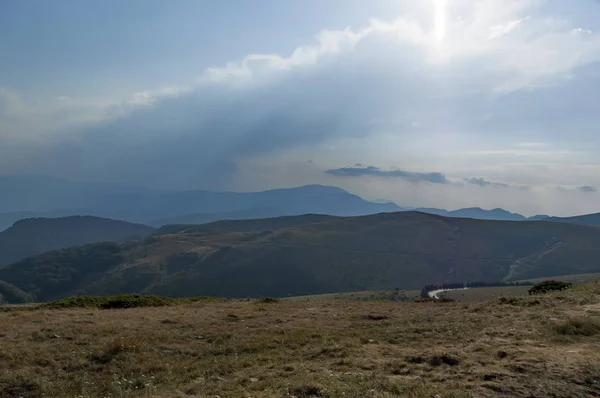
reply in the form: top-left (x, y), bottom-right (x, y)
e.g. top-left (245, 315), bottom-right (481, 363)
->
top-left (289, 385), bottom-right (324, 397)
top-left (258, 297), bottom-right (280, 303)
top-left (405, 355), bottom-right (426, 364)
top-left (42, 296), bottom-right (107, 309)
top-left (405, 354), bottom-right (460, 366)
top-left (361, 314), bottom-right (390, 321)
top-left (428, 354), bottom-right (460, 367)
top-left (529, 280), bottom-right (572, 295)
top-left (42, 294), bottom-right (221, 309)
top-left (43, 294), bottom-right (173, 309)
top-left (415, 297), bottom-right (455, 303)
top-left (99, 294), bottom-right (173, 309)
top-left (498, 296), bottom-right (540, 306)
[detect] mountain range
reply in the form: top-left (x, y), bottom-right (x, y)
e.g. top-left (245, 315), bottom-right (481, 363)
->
top-left (2, 211), bottom-right (600, 302)
top-left (0, 176), bottom-right (401, 229)
top-left (0, 175), bottom-right (580, 232)
top-left (409, 207), bottom-right (530, 221)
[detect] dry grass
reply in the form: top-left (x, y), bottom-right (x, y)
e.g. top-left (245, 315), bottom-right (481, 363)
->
top-left (442, 286), bottom-right (531, 302)
top-left (285, 290), bottom-right (421, 302)
top-left (1, 283), bottom-right (600, 397)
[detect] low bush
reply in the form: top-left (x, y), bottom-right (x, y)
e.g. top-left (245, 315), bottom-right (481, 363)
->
top-left (429, 354), bottom-right (460, 367)
top-left (42, 294), bottom-right (220, 309)
top-left (258, 297), bottom-right (280, 303)
top-left (289, 385), bottom-right (324, 397)
top-left (405, 353), bottom-right (460, 366)
top-left (42, 296), bottom-right (109, 309)
top-left (99, 294), bottom-right (173, 309)
top-left (415, 297), bottom-right (455, 303)
top-left (498, 296), bottom-right (540, 306)
top-left (43, 294), bottom-right (173, 309)
top-left (529, 280), bottom-right (572, 295)
top-left (360, 314), bottom-right (390, 321)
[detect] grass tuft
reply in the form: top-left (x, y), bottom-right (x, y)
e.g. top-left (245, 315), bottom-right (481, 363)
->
top-left (428, 354), bottom-right (461, 367)
top-left (360, 314), bottom-right (390, 321)
top-left (498, 296), bottom-right (540, 306)
top-left (552, 317), bottom-right (600, 336)
top-left (258, 297), bottom-right (280, 303)
top-left (289, 385), bottom-right (325, 397)
top-left (90, 337), bottom-right (142, 364)
top-left (0, 377), bottom-right (41, 398)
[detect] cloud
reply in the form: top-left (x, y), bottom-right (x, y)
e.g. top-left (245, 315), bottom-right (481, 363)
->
top-left (514, 142), bottom-right (550, 148)
top-left (464, 177), bottom-right (531, 190)
top-left (325, 166), bottom-right (449, 184)
top-left (0, 87), bottom-right (175, 141)
top-left (1, 0), bottom-right (600, 198)
top-left (578, 185), bottom-right (597, 193)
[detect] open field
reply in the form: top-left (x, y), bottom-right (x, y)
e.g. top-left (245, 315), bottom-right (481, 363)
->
top-left (441, 286), bottom-right (531, 302)
top-left (286, 290), bottom-right (421, 302)
top-left (1, 283), bottom-right (600, 397)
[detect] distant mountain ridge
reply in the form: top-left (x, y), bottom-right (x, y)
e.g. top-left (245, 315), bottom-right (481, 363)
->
top-left (543, 213), bottom-right (600, 228)
top-left (0, 176), bottom-right (402, 227)
top-left (413, 207), bottom-right (527, 221)
top-left (155, 214), bottom-right (339, 235)
top-left (0, 216), bottom-right (154, 267)
top-left (1, 175), bottom-right (599, 228)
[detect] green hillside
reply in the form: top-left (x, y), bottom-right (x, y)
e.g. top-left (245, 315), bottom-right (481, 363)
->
top-left (2, 212), bottom-right (600, 302)
top-left (154, 214), bottom-right (339, 234)
top-left (0, 280), bottom-right (34, 304)
top-left (544, 212), bottom-right (600, 228)
top-left (0, 242), bottom-right (126, 302)
top-left (0, 216), bottom-right (154, 267)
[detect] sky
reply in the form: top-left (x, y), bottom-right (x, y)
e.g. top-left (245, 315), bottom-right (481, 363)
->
top-left (2, 0), bottom-right (600, 216)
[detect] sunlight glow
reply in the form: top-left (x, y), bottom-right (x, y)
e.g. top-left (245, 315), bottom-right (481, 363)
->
top-left (434, 0), bottom-right (447, 42)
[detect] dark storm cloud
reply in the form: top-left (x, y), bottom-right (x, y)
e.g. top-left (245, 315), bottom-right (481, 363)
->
top-left (325, 166), bottom-right (449, 184)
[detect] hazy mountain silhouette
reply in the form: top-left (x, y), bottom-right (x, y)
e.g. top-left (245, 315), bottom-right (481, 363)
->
top-left (4, 175), bottom-right (599, 227)
top-left (0, 176), bottom-right (402, 225)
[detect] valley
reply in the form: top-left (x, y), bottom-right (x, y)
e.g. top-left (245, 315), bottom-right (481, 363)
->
top-left (2, 211), bottom-right (600, 303)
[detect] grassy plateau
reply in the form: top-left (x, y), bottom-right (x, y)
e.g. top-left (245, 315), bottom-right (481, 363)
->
top-left (441, 286), bottom-right (532, 302)
top-left (1, 282), bottom-right (600, 397)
